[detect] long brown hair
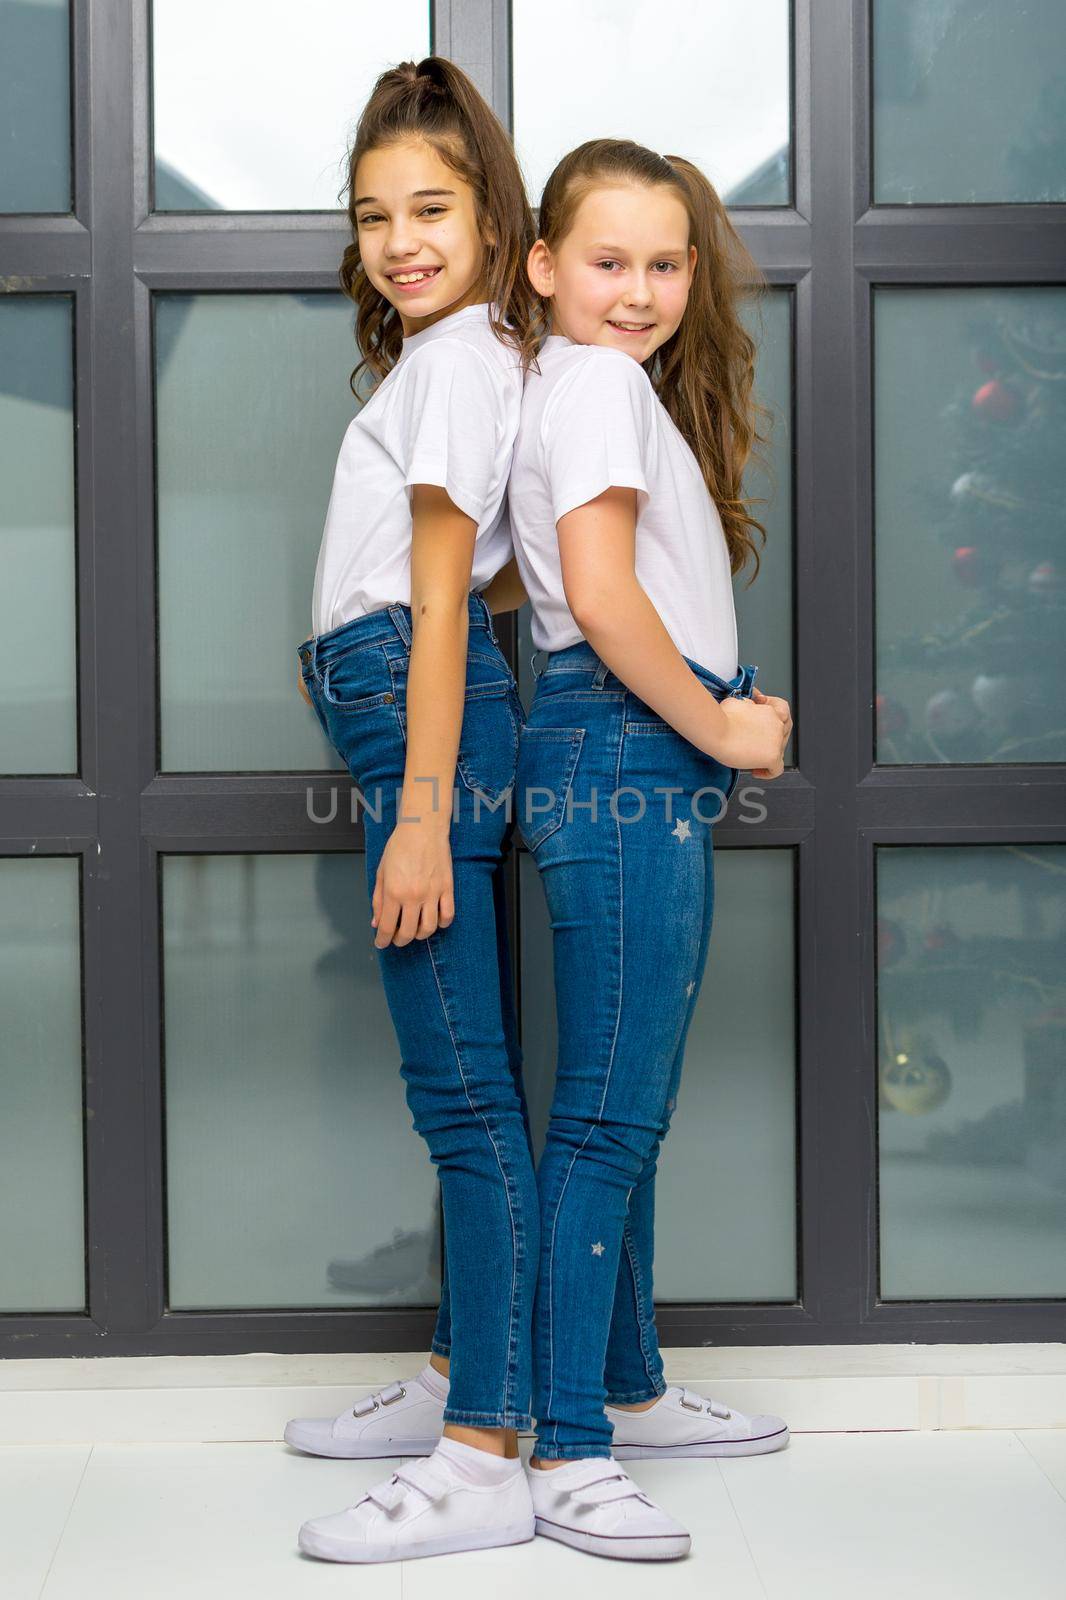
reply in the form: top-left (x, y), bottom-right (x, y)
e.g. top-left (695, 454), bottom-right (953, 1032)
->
top-left (537, 139), bottom-right (771, 580)
top-left (339, 57), bottom-right (540, 391)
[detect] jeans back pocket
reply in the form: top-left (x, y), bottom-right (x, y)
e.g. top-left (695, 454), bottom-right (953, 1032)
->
top-left (455, 678), bottom-right (521, 805)
top-left (516, 725), bottom-right (586, 852)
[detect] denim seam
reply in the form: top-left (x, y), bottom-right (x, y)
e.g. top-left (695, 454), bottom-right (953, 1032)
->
top-left (533, 1443), bottom-right (613, 1461)
top-left (387, 604), bottom-right (413, 647)
top-left (604, 813), bottom-right (712, 1411)
top-left (443, 1407), bottom-right (532, 1429)
top-left (542, 713), bottom-right (626, 1453)
top-left (622, 1217), bottom-right (661, 1395)
top-left (424, 933), bottom-right (524, 1423)
top-left (604, 1384), bottom-right (665, 1404)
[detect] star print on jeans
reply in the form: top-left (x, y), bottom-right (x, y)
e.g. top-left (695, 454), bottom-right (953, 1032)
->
top-left (671, 818), bottom-right (692, 842)
top-left (591, 1241), bottom-right (605, 1257)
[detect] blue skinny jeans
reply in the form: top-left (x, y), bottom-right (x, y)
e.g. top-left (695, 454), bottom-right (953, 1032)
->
top-left (299, 593), bottom-right (537, 1429)
top-left (516, 639), bottom-right (757, 1459)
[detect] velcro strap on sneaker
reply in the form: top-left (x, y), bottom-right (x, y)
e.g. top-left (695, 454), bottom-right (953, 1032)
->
top-left (352, 1380), bottom-right (406, 1419)
top-left (363, 1476), bottom-right (408, 1513)
top-left (361, 1460), bottom-right (450, 1516)
top-left (679, 1386), bottom-right (732, 1420)
top-left (394, 1460), bottom-right (452, 1503)
top-left (570, 1472), bottom-right (650, 1510)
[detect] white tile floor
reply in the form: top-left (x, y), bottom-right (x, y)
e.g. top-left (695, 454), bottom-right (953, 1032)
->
top-left (3, 1429), bottom-right (1066, 1600)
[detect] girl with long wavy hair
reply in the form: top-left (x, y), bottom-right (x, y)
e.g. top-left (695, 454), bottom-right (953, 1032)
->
top-left (504, 139), bottom-right (794, 1560)
top-left (292, 57), bottom-right (540, 1564)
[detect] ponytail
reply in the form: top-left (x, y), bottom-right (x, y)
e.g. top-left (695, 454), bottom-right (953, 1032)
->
top-left (338, 57), bottom-right (539, 390)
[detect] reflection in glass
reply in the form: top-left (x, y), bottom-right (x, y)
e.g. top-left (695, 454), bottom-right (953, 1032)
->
top-left (163, 853), bottom-right (440, 1309)
top-left (878, 845), bottom-right (1066, 1299)
top-left (155, 293), bottom-right (357, 773)
top-left (0, 0), bottom-right (70, 213)
top-left (875, 289), bottom-right (1066, 766)
top-left (512, 0), bottom-right (790, 207)
top-left (152, 0), bottom-right (430, 211)
top-left (737, 290), bottom-right (793, 724)
top-left (0, 858), bottom-right (84, 1312)
top-left (520, 849), bottom-right (797, 1301)
top-left (0, 296), bottom-right (77, 774)
top-left (873, 0), bottom-right (1066, 204)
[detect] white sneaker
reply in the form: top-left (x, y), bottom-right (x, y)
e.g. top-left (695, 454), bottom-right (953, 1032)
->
top-left (607, 1384), bottom-right (789, 1459)
top-left (528, 1457), bottom-right (690, 1561)
top-left (284, 1367), bottom-right (446, 1459)
top-left (298, 1449), bottom-right (535, 1563)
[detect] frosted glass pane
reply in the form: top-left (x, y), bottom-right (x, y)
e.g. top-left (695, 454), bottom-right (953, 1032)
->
top-left (163, 853), bottom-right (440, 1309)
top-left (736, 290), bottom-right (793, 726)
top-left (0, 296), bottom-right (77, 774)
top-left (513, 0), bottom-right (790, 207)
top-left (520, 849), bottom-right (797, 1301)
top-left (156, 293), bottom-right (356, 772)
top-left (0, 858), bottom-right (84, 1312)
top-left (875, 288), bottom-right (1066, 765)
top-left (873, 0), bottom-right (1066, 204)
top-left (878, 845), bottom-right (1066, 1299)
top-left (0, 0), bottom-right (70, 213)
top-left (152, 0), bottom-right (430, 211)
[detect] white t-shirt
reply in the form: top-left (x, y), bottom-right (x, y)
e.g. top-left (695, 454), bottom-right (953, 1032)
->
top-left (508, 334), bottom-right (739, 681)
top-left (311, 302), bottom-right (522, 636)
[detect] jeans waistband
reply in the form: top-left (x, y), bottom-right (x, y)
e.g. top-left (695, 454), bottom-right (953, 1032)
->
top-left (298, 590), bottom-right (498, 674)
top-left (530, 639), bottom-right (758, 701)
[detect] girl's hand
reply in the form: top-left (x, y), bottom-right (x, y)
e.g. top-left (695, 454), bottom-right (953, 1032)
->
top-left (371, 820), bottom-right (456, 948)
top-left (747, 686), bottom-right (793, 779)
top-left (715, 690), bottom-right (792, 779)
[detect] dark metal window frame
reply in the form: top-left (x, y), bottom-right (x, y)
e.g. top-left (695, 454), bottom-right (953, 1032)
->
top-left (1, 0), bottom-right (1063, 1356)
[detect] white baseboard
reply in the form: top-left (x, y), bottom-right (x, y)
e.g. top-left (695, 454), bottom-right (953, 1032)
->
top-left (1, 1345), bottom-right (1064, 1446)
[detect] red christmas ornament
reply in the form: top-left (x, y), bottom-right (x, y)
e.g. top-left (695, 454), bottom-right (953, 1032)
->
top-left (971, 379), bottom-right (1019, 421)
top-left (876, 693), bottom-right (909, 738)
top-left (952, 545), bottom-right (987, 586)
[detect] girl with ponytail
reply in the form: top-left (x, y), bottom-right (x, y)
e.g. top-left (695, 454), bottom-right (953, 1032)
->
top-left (503, 139), bottom-right (794, 1560)
top-left (293, 58), bottom-right (540, 1564)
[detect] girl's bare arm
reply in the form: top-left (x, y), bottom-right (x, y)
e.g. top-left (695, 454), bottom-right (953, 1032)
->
top-left (480, 554), bottom-right (528, 615)
top-left (370, 483), bottom-right (477, 947)
top-left (557, 486), bottom-right (790, 775)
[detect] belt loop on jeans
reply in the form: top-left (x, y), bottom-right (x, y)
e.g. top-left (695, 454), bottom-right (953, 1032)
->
top-left (476, 590), bottom-right (500, 648)
top-left (592, 658), bottom-right (610, 690)
top-left (529, 648), bottom-right (546, 680)
top-left (387, 603), bottom-right (413, 648)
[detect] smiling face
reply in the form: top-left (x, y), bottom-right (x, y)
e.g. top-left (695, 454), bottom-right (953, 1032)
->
top-left (353, 137), bottom-right (487, 335)
top-left (528, 182), bottom-right (696, 362)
